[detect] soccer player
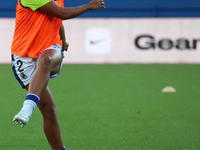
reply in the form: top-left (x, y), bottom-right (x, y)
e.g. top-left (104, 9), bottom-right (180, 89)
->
top-left (11, 0), bottom-right (105, 149)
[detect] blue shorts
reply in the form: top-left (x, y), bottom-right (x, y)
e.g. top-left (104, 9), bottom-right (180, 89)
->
top-left (12, 44), bottom-right (63, 88)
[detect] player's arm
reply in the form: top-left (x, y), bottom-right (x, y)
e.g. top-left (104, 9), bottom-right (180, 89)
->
top-left (59, 23), bottom-right (69, 51)
top-left (38, 0), bottom-right (105, 20)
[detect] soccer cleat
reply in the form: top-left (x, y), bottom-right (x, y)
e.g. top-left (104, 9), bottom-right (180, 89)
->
top-left (13, 110), bottom-right (30, 128)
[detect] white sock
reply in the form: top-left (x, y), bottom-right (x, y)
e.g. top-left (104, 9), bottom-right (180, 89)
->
top-left (20, 93), bottom-right (40, 116)
top-left (21, 100), bottom-right (37, 116)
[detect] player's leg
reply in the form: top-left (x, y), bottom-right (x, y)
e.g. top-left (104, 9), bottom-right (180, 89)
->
top-left (28, 48), bottom-right (62, 97)
top-left (37, 86), bottom-right (64, 150)
top-left (22, 84), bottom-right (65, 149)
top-left (12, 45), bottom-right (65, 149)
top-left (13, 46), bottom-right (63, 127)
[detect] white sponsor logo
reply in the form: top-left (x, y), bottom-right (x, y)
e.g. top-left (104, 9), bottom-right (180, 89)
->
top-left (85, 28), bottom-right (111, 54)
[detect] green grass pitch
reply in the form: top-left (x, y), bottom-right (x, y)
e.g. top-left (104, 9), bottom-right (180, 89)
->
top-left (0, 64), bottom-right (200, 150)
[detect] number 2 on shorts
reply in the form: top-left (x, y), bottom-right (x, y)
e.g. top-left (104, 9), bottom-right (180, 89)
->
top-left (17, 60), bottom-right (24, 72)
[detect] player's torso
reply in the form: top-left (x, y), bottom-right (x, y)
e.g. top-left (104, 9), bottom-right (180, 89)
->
top-left (12, 0), bottom-right (64, 58)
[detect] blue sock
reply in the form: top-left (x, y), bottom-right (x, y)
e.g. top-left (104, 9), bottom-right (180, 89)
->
top-left (61, 146), bottom-right (65, 150)
top-left (20, 93), bottom-right (40, 116)
top-left (52, 146), bottom-right (65, 150)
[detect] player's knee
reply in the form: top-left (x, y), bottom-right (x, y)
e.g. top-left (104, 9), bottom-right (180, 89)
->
top-left (41, 55), bottom-right (53, 68)
top-left (38, 53), bottom-right (62, 74)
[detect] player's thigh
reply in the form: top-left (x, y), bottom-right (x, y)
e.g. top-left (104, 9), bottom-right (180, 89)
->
top-left (37, 46), bottom-right (63, 75)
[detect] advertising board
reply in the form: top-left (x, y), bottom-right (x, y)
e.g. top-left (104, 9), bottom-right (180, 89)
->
top-left (1, 18), bottom-right (200, 64)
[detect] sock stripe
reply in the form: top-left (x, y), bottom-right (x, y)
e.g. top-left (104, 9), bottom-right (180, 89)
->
top-left (25, 93), bottom-right (40, 105)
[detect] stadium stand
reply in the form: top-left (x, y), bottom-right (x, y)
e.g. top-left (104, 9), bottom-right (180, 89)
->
top-left (1, 0), bottom-right (200, 18)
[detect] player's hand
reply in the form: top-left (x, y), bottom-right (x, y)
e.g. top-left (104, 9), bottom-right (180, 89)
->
top-left (89, 0), bottom-right (106, 10)
top-left (63, 42), bottom-right (69, 51)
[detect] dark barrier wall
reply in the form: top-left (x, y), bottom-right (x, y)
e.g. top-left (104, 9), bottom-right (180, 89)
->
top-left (1, 0), bottom-right (200, 17)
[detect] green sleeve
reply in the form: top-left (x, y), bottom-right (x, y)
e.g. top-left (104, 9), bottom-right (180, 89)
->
top-left (21, 0), bottom-right (52, 11)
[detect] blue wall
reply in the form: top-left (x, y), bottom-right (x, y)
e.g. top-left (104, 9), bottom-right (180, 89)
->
top-left (1, 0), bottom-right (200, 18)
